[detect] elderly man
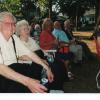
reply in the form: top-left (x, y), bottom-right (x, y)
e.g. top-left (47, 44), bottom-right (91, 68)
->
top-left (0, 11), bottom-right (53, 93)
top-left (52, 21), bottom-right (75, 79)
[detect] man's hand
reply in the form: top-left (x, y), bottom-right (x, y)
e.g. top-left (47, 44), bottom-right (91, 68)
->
top-left (25, 78), bottom-right (47, 93)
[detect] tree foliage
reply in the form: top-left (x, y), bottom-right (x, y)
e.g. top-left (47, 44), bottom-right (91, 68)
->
top-left (36, 0), bottom-right (57, 18)
top-left (55, 0), bottom-right (94, 17)
top-left (0, 0), bottom-right (21, 15)
top-left (0, 0), bottom-right (98, 24)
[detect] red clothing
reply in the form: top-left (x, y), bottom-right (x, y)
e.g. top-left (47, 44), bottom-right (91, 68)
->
top-left (40, 30), bottom-right (55, 50)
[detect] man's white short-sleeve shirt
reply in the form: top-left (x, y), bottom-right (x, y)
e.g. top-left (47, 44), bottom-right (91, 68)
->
top-left (0, 32), bottom-right (31, 65)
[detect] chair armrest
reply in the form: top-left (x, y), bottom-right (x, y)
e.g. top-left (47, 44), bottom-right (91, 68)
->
top-left (44, 50), bottom-right (57, 53)
top-left (43, 50), bottom-right (57, 58)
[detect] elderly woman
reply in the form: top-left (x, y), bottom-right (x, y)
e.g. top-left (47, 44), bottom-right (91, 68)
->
top-left (16, 19), bottom-right (66, 91)
top-left (16, 20), bottom-right (44, 61)
top-left (40, 18), bottom-right (74, 80)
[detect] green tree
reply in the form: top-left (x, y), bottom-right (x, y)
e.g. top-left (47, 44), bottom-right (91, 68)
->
top-left (37, 0), bottom-right (50, 18)
top-left (53, 0), bottom-right (95, 30)
top-left (0, 0), bottom-right (21, 15)
top-left (20, 0), bottom-right (36, 21)
top-left (37, 0), bottom-right (57, 18)
top-left (95, 0), bottom-right (100, 25)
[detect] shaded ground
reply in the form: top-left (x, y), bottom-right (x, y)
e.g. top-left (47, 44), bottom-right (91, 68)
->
top-left (63, 54), bottom-right (100, 93)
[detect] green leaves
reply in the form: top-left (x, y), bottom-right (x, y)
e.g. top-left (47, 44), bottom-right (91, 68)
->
top-left (0, 0), bottom-right (21, 15)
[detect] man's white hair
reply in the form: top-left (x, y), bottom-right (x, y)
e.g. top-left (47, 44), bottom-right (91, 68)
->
top-left (0, 11), bottom-right (16, 22)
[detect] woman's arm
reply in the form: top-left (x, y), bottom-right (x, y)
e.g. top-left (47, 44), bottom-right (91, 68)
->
top-left (18, 55), bottom-right (31, 61)
top-left (27, 52), bottom-right (54, 83)
top-left (18, 51), bottom-right (54, 83)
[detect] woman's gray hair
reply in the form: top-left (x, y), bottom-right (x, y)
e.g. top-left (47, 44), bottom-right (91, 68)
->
top-left (64, 19), bottom-right (72, 30)
top-left (64, 19), bottom-right (70, 27)
top-left (16, 19), bottom-right (30, 36)
top-left (0, 11), bottom-right (16, 23)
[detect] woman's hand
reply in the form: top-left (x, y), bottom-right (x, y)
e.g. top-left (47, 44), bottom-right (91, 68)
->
top-left (41, 59), bottom-right (54, 83)
top-left (46, 68), bottom-right (54, 83)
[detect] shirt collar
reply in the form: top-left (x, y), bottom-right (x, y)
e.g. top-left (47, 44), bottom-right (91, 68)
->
top-left (0, 32), bottom-right (12, 43)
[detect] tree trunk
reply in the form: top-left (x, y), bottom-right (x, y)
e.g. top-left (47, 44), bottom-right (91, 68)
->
top-left (95, 0), bottom-right (100, 25)
top-left (48, 0), bottom-right (52, 18)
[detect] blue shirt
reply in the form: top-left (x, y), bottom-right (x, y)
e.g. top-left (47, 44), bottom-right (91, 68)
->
top-left (52, 28), bottom-right (69, 42)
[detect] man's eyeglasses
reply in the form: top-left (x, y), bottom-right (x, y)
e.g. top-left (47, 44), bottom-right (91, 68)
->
top-left (0, 21), bottom-right (16, 26)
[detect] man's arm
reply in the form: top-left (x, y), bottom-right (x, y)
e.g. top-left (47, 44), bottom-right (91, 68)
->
top-left (0, 64), bottom-right (47, 93)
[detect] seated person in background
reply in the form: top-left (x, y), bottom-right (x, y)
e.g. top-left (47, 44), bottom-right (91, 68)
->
top-left (33, 24), bottom-right (41, 44)
top-left (16, 19), bottom-right (66, 90)
top-left (40, 18), bottom-right (74, 80)
top-left (30, 22), bottom-right (35, 37)
top-left (64, 19), bottom-right (94, 61)
top-left (63, 20), bottom-right (83, 63)
top-left (0, 11), bottom-right (53, 93)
